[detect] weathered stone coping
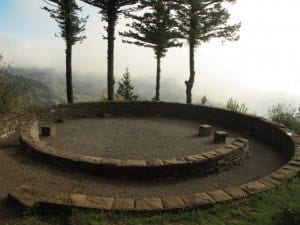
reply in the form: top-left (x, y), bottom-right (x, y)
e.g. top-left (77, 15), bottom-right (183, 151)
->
top-left (0, 101), bottom-right (297, 160)
top-left (7, 144), bottom-right (300, 212)
top-left (1, 101), bottom-right (299, 211)
top-left (19, 121), bottom-right (249, 178)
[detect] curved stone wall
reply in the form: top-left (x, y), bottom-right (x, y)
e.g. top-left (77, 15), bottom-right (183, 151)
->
top-left (1, 101), bottom-right (300, 212)
top-left (19, 121), bottom-right (249, 178)
top-left (0, 101), bottom-right (296, 159)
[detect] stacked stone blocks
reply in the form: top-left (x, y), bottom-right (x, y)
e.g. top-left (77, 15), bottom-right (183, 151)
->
top-left (0, 101), bottom-right (299, 212)
top-left (19, 121), bottom-right (249, 178)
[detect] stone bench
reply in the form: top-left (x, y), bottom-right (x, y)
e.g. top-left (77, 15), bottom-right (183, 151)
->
top-left (40, 125), bottom-right (56, 137)
top-left (199, 124), bottom-right (213, 137)
top-left (214, 131), bottom-right (228, 143)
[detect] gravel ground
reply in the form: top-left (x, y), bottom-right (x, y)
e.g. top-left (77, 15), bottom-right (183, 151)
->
top-left (42, 118), bottom-right (224, 160)
top-left (0, 117), bottom-right (288, 224)
top-left (0, 126), bottom-right (286, 199)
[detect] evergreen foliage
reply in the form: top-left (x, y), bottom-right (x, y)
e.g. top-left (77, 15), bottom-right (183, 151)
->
top-left (117, 67), bottom-right (139, 101)
top-left (43, 0), bottom-right (88, 103)
top-left (43, 0), bottom-right (88, 45)
top-left (120, 0), bottom-right (182, 101)
top-left (201, 95), bottom-right (208, 105)
top-left (173, 0), bottom-right (241, 104)
top-left (80, 0), bottom-right (138, 101)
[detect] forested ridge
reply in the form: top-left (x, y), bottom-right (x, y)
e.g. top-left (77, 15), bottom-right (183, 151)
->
top-left (5, 67), bottom-right (186, 106)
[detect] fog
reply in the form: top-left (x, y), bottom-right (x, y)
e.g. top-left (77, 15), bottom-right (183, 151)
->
top-left (0, 0), bottom-right (299, 116)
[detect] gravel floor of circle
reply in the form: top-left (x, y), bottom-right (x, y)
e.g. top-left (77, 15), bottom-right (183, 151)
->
top-left (41, 117), bottom-right (225, 160)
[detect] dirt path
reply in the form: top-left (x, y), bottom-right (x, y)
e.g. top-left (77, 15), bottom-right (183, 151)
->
top-left (0, 133), bottom-right (285, 199)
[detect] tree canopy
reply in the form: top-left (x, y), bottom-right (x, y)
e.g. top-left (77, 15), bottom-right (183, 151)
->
top-left (173, 0), bottom-right (240, 104)
top-left (43, 0), bottom-right (88, 103)
top-left (174, 0), bottom-right (240, 46)
top-left (43, 0), bottom-right (88, 45)
top-left (121, 0), bottom-right (182, 58)
top-left (81, 0), bottom-right (138, 101)
top-left (120, 0), bottom-right (182, 101)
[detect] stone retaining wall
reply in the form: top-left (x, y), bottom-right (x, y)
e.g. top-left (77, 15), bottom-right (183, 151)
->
top-left (7, 153), bottom-right (300, 212)
top-left (2, 101), bottom-right (300, 212)
top-left (0, 102), bottom-right (296, 159)
top-left (19, 121), bottom-right (249, 178)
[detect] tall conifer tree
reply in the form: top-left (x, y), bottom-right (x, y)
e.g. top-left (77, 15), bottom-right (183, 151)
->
top-left (43, 0), bottom-right (88, 103)
top-left (120, 0), bottom-right (182, 101)
top-left (174, 0), bottom-right (240, 104)
top-left (81, 0), bottom-right (138, 101)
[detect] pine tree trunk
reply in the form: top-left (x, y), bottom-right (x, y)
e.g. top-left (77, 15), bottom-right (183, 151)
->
top-left (107, 18), bottom-right (116, 101)
top-left (185, 42), bottom-right (195, 104)
top-left (65, 0), bottom-right (73, 104)
top-left (155, 56), bottom-right (161, 101)
top-left (66, 42), bottom-right (73, 104)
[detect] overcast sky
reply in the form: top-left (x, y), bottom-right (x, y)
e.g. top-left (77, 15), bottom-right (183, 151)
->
top-left (0, 0), bottom-right (299, 115)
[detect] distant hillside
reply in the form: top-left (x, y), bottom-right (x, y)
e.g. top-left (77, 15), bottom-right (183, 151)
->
top-left (1, 72), bottom-right (57, 106)
top-left (7, 67), bottom-right (188, 104)
top-left (8, 67), bottom-right (101, 103)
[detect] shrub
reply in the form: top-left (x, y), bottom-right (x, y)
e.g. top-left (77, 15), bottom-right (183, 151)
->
top-left (0, 74), bottom-right (26, 115)
top-left (0, 53), bottom-right (27, 115)
top-left (268, 103), bottom-right (300, 133)
top-left (99, 92), bottom-right (124, 102)
top-left (274, 203), bottom-right (300, 225)
top-left (226, 98), bottom-right (249, 113)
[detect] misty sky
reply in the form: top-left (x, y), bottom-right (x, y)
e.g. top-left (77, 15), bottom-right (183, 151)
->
top-left (0, 0), bottom-right (299, 115)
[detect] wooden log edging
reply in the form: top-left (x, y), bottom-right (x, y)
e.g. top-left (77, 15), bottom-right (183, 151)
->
top-left (19, 122), bottom-right (249, 178)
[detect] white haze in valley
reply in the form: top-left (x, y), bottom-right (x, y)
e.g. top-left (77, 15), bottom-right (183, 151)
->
top-left (0, 0), bottom-right (299, 116)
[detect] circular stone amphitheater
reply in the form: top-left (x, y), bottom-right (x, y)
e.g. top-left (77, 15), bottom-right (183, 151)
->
top-left (0, 101), bottom-right (299, 212)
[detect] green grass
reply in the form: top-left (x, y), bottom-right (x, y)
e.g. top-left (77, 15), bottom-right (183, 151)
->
top-left (22, 178), bottom-right (300, 225)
